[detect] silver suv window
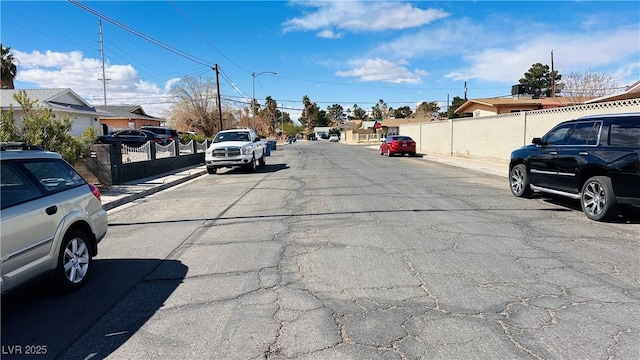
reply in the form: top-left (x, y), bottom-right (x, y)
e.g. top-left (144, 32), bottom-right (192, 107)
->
top-left (1, 159), bottom-right (86, 209)
top-left (23, 160), bottom-right (85, 193)
top-left (1, 162), bottom-right (40, 208)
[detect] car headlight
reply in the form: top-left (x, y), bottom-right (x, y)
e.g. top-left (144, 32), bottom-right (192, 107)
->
top-left (242, 147), bottom-right (253, 155)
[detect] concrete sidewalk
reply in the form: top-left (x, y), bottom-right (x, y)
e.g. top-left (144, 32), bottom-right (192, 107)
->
top-left (99, 145), bottom-right (509, 211)
top-left (100, 165), bottom-right (208, 211)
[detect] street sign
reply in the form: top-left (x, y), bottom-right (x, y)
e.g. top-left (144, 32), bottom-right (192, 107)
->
top-left (375, 122), bottom-right (382, 130)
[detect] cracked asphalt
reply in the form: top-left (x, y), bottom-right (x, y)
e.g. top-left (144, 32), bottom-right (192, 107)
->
top-left (2, 141), bottom-right (638, 360)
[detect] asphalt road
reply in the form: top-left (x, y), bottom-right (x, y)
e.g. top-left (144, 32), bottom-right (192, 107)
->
top-left (2, 141), bottom-right (639, 360)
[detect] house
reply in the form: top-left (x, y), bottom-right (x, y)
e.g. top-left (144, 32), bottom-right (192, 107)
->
top-left (454, 97), bottom-right (591, 118)
top-left (313, 126), bottom-right (332, 139)
top-left (584, 80), bottom-right (640, 104)
top-left (362, 117), bottom-right (430, 137)
top-left (0, 88), bottom-right (110, 137)
top-left (94, 105), bottom-right (164, 135)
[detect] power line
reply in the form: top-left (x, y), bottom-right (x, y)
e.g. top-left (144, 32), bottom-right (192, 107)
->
top-left (69, 0), bottom-right (214, 68)
top-left (169, 1), bottom-right (249, 73)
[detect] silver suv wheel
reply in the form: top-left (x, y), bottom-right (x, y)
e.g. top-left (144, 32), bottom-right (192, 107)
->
top-left (57, 230), bottom-right (92, 290)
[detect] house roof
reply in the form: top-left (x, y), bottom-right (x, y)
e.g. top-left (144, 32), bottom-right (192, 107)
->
top-left (0, 88), bottom-right (110, 116)
top-left (455, 96), bottom-right (591, 114)
top-left (584, 80), bottom-right (640, 104)
top-left (378, 118), bottom-right (429, 126)
top-left (95, 105), bottom-right (162, 121)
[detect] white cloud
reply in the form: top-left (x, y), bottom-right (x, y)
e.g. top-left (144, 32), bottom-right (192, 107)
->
top-left (373, 18), bottom-right (488, 59)
top-left (13, 49), bottom-right (173, 117)
top-left (335, 58), bottom-right (422, 84)
top-left (446, 26), bottom-right (640, 84)
top-left (283, 1), bottom-right (448, 33)
top-left (317, 29), bottom-right (343, 39)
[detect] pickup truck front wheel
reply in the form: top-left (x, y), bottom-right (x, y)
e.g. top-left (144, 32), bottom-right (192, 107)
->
top-left (207, 166), bottom-right (217, 174)
top-left (258, 151), bottom-right (266, 167)
top-left (245, 156), bottom-right (257, 173)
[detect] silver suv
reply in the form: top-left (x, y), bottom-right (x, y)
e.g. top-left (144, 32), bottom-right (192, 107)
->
top-left (1, 143), bottom-right (108, 293)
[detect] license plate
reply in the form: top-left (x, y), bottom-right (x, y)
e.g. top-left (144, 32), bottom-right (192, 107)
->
top-left (402, 143), bottom-right (407, 146)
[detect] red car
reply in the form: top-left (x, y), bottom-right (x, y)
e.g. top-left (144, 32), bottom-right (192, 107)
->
top-left (380, 135), bottom-right (416, 157)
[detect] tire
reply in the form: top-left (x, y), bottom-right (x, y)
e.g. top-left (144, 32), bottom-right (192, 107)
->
top-left (56, 230), bottom-right (92, 292)
top-left (509, 164), bottom-right (532, 198)
top-left (258, 152), bottom-right (266, 167)
top-left (581, 176), bottom-right (618, 221)
top-left (386, 148), bottom-right (392, 157)
top-left (245, 156), bottom-right (257, 173)
top-left (207, 167), bottom-right (217, 174)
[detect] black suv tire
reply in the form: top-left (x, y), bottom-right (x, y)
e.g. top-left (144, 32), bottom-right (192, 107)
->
top-left (509, 164), bottom-right (532, 198)
top-left (581, 176), bottom-right (618, 221)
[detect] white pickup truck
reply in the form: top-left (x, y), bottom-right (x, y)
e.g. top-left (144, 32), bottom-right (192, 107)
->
top-left (204, 129), bottom-right (266, 174)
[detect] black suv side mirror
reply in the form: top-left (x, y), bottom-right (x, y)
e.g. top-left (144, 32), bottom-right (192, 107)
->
top-left (532, 137), bottom-right (544, 145)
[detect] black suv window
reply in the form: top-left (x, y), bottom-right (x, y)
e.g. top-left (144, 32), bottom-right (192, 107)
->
top-left (543, 123), bottom-right (574, 145)
top-left (609, 120), bottom-right (640, 147)
top-left (568, 121), bottom-right (601, 146)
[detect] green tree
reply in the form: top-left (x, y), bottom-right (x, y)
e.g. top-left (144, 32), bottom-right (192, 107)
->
top-left (1, 43), bottom-right (18, 89)
top-left (393, 106), bottom-right (412, 119)
top-left (446, 96), bottom-right (467, 118)
top-left (519, 63), bottom-right (562, 95)
top-left (415, 101), bottom-right (440, 119)
top-left (371, 99), bottom-right (388, 120)
top-left (301, 95), bottom-right (313, 134)
top-left (352, 104), bottom-right (368, 120)
top-left (0, 91), bottom-right (88, 164)
top-left (259, 96), bottom-right (278, 135)
top-left (326, 104), bottom-right (344, 125)
top-left (281, 122), bottom-right (302, 137)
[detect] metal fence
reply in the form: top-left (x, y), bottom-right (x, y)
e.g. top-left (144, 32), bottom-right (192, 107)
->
top-left (118, 139), bottom-right (210, 164)
top-left (122, 142), bottom-right (150, 163)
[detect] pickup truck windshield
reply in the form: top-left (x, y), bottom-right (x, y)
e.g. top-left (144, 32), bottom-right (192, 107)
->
top-left (213, 132), bottom-right (250, 143)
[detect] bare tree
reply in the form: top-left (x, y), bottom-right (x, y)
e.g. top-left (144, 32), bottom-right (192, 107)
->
top-left (561, 69), bottom-right (619, 101)
top-left (169, 76), bottom-right (220, 137)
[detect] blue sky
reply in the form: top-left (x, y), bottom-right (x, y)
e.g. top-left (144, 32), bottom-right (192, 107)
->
top-left (2, 1), bottom-right (639, 121)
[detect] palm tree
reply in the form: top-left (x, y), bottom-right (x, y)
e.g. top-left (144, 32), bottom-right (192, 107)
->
top-left (1, 44), bottom-right (18, 89)
top-left (302, 95), bottom-right (312, 133)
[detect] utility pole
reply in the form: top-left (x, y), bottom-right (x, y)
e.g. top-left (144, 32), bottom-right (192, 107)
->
top-left (97, 20), bottom-right (110, 106)
top-left (214, 64), bottom-right (223, 131)
top-left (551, 50), bottom-right (556, 97)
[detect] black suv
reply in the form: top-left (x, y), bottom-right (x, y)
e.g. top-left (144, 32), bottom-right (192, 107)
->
top-left (509, 113), bottom-right (640, 221)
top-left (139, 126), bottom-right (180, 145)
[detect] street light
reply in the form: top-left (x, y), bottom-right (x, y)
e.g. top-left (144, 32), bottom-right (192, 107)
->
top-left (252, 71), bottom-right (277, 130)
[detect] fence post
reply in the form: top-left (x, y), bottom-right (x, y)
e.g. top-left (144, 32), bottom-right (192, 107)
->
top-left (150, 142), bottom-right (157, 160)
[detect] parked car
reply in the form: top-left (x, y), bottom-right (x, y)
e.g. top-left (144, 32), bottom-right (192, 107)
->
top-left (509, 113), bottom-right (640, 221)
top-left (329, 135), bottom-right (339, 142)
top-left (1, 143), bottom-right (108, 293)
top-left (97, 129), bottom-right (162, 146)
top-left (140, 126), bottom-right (180, 145)
top-left (380, 135), bottom-right (416, 156)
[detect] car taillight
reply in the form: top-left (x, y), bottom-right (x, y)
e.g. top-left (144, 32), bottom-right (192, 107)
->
top-left (88, 183), bottom-right (101, 201)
